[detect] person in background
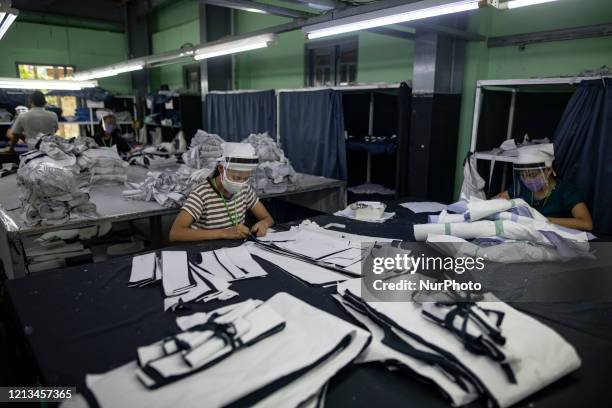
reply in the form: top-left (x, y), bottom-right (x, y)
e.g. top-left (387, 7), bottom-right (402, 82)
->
top-left (496, 143), bottom-right (593, 231)
top-left (94, 112), bottom-right (131, 154)
top-left (170, 142), bottom-right (274, 241)
top-left (6, 91), bottom-right (58, 152)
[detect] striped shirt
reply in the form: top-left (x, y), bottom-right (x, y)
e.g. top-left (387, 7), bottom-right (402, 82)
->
top-left (182, 177), bottom-right (259, 229)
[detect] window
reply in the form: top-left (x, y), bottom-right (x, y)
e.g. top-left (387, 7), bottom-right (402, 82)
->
top-left (305, 37), bottom-right (358, 87)
top-left (16, 63), bottom-right (79, 138)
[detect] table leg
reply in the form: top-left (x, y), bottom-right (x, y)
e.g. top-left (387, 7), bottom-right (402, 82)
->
top-left (150, 215), bottom-right (163, 248)
top-left (366, 152), bottom-right (372, 184)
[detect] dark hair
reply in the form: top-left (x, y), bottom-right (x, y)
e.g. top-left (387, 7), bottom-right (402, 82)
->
top-left (29, 91), bottom-right (47, 107)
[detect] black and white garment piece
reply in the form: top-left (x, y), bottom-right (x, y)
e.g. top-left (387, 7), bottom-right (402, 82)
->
top-left (85, 293), bottom-right (370, 408)
top-left (128, 252), bottom-right (160, 287)
top-left (245, 242), bottom-right (349, 287)
top-left (195, 245), bottom-right (268, 282)
top-left (336, 278), bottom-right (581, 408)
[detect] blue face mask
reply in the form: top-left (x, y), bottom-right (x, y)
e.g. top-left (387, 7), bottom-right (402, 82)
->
top-left (104, 124), bottom-right (116, 134)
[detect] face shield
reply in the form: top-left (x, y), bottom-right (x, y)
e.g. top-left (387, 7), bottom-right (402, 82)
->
top-left (512, 162), bottom-right (552, 198)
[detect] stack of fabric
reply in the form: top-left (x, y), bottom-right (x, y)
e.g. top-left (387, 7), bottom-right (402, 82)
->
top-left (413, 197), bottom-right (595, 262)
top-left (17, 137), bottom-right (98, 226)
top-left (122, 165), bottom-right (210, 208)
top-left (128, 142), bottom-right (177, 169)
top-left (77, 145), bottom-right (129, 184)
top-left (335, 278), bottom-right (581, 407)
top-left (242, 132), bottom-right (299, 194)
top-left (181, 129), bottom-right (224, 169)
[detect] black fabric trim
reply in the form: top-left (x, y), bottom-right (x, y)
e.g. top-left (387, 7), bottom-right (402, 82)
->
top-left (514, 162), bottom-right (547, 169)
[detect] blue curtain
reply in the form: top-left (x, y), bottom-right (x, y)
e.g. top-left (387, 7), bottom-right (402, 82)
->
top-left (279, 90), bottom-right (347, 180)
top-left (205, 90), bottom-right (276, 142)
top-left (554, 78), bottom-right (612, 233)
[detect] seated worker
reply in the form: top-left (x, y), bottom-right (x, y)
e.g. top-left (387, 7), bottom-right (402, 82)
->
top-left (169, 142), bottom-right (274, 241)
top-left (94, 112), bottom-right (131, 154)
top-left (8, 93), bottom-right (58, 152)
top-left (496, 143), bottom-right (593, 231)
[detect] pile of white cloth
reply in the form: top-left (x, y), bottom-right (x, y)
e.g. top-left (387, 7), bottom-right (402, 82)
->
top-left (242, 132), bottom-right (299, 194)
top-left (77, 146), bottom-right (128, 184)
top-left (122, 165), bottom-right (210, 208)
top-left (335, 277), bottom-right (581, 408)
top-left (181, 129), bottom-right (224, 169)
top-left (128, 142), bottom-right (177, 169)
top-left (414, 197), bottom-right (595, 262)
top-left (82, 293), bottom-right (370, 408)
top-left (17, 142), bottom-right (98, 226)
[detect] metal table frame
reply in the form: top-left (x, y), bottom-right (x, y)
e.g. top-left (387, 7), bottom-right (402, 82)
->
top-left (0, 170), bottom-right (345, 279)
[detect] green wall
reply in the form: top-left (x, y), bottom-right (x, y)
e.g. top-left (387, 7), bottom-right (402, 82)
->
top-left (149, 0), bottom-right (200, 91)
top-left (453, 0), bottom-right (612, 197)
top-left (0, 21), bottom-right (129, 93)
top-left (233, 11), bottom-right (414, 89)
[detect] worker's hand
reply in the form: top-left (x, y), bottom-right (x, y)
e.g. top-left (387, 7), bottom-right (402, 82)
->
top-left (224, 224), bottom-right (250, 239)
top-left (251, 221), bottom-right (269, 237)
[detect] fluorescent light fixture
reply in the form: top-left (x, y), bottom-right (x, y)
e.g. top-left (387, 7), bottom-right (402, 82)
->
top-left (193, 34), bottom-right (276, 61)
top-left (304, 0), bottom-right (479, 39)
top-left (243, 7), bottom-right (266, 13)
top-left (73, 63), bottom-right (144, 81)
top-left (0, 8), bottom-right (18, 40)
top-left (0, 77), bottom-right (97, 90)
top-left (504, 0), bottom-right (558, 9)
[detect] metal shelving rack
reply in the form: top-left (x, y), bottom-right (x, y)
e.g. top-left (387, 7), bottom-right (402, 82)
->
top-left (468, 75), bottom-right (611, 191)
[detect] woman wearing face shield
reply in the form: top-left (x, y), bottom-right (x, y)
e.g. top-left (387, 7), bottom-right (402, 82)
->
top-left (170, 142), bottom-right (274, 241)
top-left (94, 112), bottom-right (131, 154)
top-left (496, 143), bottom-right (593, 231)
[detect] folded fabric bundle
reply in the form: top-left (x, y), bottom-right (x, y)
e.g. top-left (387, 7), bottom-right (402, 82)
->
top-left (242, 132), bottom-right (299, 194)
top-left (77, 146), bottom-right (128, 184)
top-left (85, 293), bottom-right (370, 408)
top-left (181, 129), bottom-right (224, 169)
top-left (17, 146), bottom-right (98, 226)
top-left (415, 197), bottom-right (595, 263)
top-left (335, 278), bottom-right (581, 408)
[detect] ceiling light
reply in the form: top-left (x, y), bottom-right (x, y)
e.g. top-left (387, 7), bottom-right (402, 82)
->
top-left (73, 63), bottom-right (144, 81)
top-left (0, 77), bottom-right (97, 90)
top-left (503, 0), bottom-right (559, 9)
top-left (304, 0), bottom-right (480, 39)
top-left (193, 34), bottom-right (276, 61)
top-left (0, 8), bottom-right (18, 40)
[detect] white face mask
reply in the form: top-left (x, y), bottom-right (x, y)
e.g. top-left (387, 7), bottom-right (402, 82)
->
top-left (221, 171), bottom-right (247, 194)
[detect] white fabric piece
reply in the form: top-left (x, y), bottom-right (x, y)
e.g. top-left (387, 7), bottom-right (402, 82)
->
top-left (37, 229), bottom-right (80, 242)
top-left (87, 293), bottom-right (370, 408)
top-left (218, 245), bottom-right (268, 279)
top-left (160, 251), bottom-right (193, 296)
top-left (400, 201), bottom-right (448, 213)
top-left (246, 243), bottom-right (349, 285)
top-left (266, 229), bottom-right (352, 259)
top-left (333, 294), bottom-right (478, 407)
top-left (130, 253), bottom-right (157, 285)
top-left (163, 271), bottom-right (230, 312)
top-left (337, 278), bottom-right (581, 408)
top-left (460, 155), bottom-right (486, 200)
top-left (198, 251), bottom-right (235, 281)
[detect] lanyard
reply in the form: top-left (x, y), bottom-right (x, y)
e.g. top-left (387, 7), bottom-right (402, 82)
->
top-left (213, 179), bottom-right (238, 226)
top-left (102, 136), bottom-right (112, 147)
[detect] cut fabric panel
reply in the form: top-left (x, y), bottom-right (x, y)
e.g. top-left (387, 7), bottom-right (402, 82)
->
top-left (86, 293), bottom-right (370, 408)
top-left (336, 278), bottom-right (581, 408)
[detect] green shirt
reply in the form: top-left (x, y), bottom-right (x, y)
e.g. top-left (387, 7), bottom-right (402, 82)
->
top-left (507, 179), bottom-right (584, 218)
